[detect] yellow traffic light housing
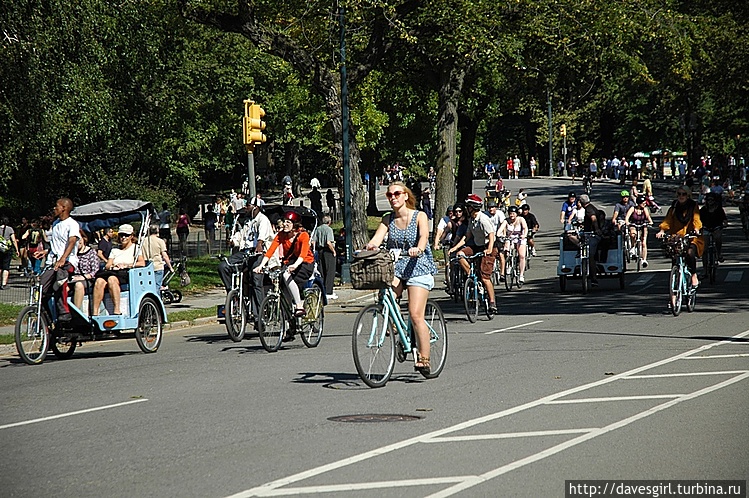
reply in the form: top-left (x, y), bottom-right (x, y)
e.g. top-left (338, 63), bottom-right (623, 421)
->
top-left (243, 99), bottom-right (266, 146)
top-left (560, 124), bottom-right (567, 137)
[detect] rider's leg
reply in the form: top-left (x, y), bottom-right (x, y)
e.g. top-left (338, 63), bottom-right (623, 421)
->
top-left (715, 228), bottom-right (724, 260)
top-left (628, 226), bottom-right (637, 252)
top-left (282, 269), bottom-right (304, 311)
top-left (406, 283), bottom-right (431, 368)
top-left (641, 227), bottom-right (648, 264)
top-left (108, 275), bottom-right (122, 314)
top-left (481, 251), bottom-right (496, 306)
top-left (91, 277), bottom-right (107, 316)
top-left (250, 255), bottom-right (265, 318)
top-left (457, 250), bottom-right (470, 275)
top-left (517, 243), bottom-right (527, 278)
top-left (687, 244), bottom-right (699, 287)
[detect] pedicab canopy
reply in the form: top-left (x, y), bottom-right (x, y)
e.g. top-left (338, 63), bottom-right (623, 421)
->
top-left (71, 200), bottom-right (157, 235)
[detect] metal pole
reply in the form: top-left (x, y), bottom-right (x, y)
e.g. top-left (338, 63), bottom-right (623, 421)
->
top-left (339, 7), bottom-right (352, 283)
top-left (547, 87), bottom-right (553, 176)
top-left (247, 148), bottom-right (256, 199)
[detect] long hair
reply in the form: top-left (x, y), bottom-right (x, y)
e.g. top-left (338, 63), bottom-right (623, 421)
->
top-left (388, 181), bottom-right (417, 210)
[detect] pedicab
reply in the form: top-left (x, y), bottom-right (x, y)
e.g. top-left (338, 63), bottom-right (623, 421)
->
top-left (14, 200), bottom-right (167, 365)
top-left (557, 221), bottom-right (626, 293)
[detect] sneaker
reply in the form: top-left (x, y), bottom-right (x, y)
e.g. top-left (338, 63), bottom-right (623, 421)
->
top-left (531, 248), bottom-right (537, 257)
top-left (518, 275), bottom-right (525, 283)
top-left (326, 293), bottom-right (339, 300)
top-left (641, 260), bottom-right (648, 268)
top-left (499, 275), bottom-right (506, 282)
top-left (488, 304), bottom-right (497, 315)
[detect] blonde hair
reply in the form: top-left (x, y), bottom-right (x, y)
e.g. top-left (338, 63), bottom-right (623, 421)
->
top-left (387, 181), bottom-right (417, 210)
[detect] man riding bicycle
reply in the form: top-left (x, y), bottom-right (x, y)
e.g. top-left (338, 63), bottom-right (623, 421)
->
top-left (699, 192), bottom-right (727, 271)
top-left (218, 204), bottom-right (274, 325)
top-left (519, 204), bottom-right (539, 256)
top-left (455, 194), bottom-right (497, 314)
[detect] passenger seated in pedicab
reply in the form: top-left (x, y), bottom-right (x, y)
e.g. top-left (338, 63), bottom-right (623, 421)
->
top-left (91, 224), bottom-right (146, 316)
top-left (71, 230), bottom-right (101, 311)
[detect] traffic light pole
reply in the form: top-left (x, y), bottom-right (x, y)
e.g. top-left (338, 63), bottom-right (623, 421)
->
top-left (339, 6), bottom-right (352, 283)
top-left (247, 146), bottom-right (256, 199)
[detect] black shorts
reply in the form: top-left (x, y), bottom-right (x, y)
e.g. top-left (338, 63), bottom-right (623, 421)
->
top-left (291, 262), bottom-right (314, 288)
top-left (94, 268), bottom-right (130, 286)
top-left (0, 251), bottom-right (12, 271)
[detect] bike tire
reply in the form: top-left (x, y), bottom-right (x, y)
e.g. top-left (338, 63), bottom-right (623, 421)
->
top-left (463, 278), bottom-right (478, 323)
top-left (299, 284), bottom-right (324, 348)
top-left (258, 294), bottom-right (285, 352)
top-left (15, 305), bottom-right (50, 365)
top-left (225, 289), bottom-right (247, 342)
top-left (479, 281), bottom-right (493, 320)
top-left (352, 303), bottom-right (396, 388)
top-left (504, 255), bottom-right (512, 291)
top-left (581, 258), bottom-right (589, 294)
top-left (421, 300), bottom-right (448, 379)
top-left (686, 286), bottom-right (696, 312)
top-left (559, 275), bottom-right (567, 292)
top-left (669, 266), bottom-right (683, 316)
top-left (50, 332), bottom-right (77, 360)
top-left (636, 240), bottom-right (642, 272)
top-left (136, 297), bottom-right (163, 353)
top-left (708, 248), bottom-right (716, 285)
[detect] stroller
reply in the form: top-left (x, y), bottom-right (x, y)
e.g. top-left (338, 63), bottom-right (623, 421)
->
top-left (161, 259), bottom-right (190, 304)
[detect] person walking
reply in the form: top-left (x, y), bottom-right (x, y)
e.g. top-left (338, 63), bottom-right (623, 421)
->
top-left (314, 215), bottom-right (337, 300)
top-left (176, 208), bottom-right (190, 258)
top-left (203, 204), bottom-right (217, 255)
top-left (0, 217), bottom-right (20, 289)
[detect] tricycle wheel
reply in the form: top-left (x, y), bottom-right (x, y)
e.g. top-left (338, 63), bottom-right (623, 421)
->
top-left (172, 290), bottom-right (183, 303)
top-left (559, 275), bottom-right (567, 292)
top-left (15, 305), bottom-right (50, 365)
top-left (619, 272), bottom-right (626, 289)
top-left (136, 297), bottom-right (163, 353)
top-left (51, 333), bottom-right (77, 360)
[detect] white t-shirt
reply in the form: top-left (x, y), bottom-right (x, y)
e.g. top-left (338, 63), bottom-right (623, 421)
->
top-left (50, 217), bottom-right (79, 268)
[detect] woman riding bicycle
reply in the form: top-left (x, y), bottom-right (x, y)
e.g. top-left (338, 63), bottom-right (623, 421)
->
top-left (624, 195), bottom-right (654, 268)
top-left (656, 186), bottom-right (703, 288)
top-left (364, 181), bottom-right (436, 374)
top-left (254, 210), bottom-right (315, 319)
top-left (497, 206), bottom-right (529, 284)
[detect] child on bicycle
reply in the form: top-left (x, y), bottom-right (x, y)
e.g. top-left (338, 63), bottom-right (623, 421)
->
top-left (364, 181), bottom-right (436, 374)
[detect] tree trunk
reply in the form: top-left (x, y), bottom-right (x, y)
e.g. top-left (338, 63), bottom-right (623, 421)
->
top-left (434, 63), bottom-right (467, 226)
top-left (457, 113), bottom-right (478, 203)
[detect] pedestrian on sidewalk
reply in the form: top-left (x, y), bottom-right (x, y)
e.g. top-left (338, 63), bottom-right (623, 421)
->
top-left (314, 215), bottom-right (337, 300)
top-left (0, 217), bottom-right (20, 289)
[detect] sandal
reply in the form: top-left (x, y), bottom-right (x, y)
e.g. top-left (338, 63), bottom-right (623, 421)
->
top-left (414, 356), bottom-right (430, 375)
top-left (294, 308), bottom-right (306, 318)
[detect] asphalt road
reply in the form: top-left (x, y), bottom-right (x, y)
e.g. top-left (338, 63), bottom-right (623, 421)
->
top-left (1, 178), bottom-right (748, 497)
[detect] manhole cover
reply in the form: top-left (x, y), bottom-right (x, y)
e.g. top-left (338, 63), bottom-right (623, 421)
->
top-left (328, 414), bottom-right (422, 423)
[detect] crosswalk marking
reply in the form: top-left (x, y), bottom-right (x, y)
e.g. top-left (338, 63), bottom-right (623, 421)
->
top-left (725, 271), bottom-right (743, 282)
top-left (630, 274), bottom-right (654, 286)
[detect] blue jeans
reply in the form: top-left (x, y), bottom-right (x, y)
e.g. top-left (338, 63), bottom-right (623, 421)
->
top-left (154, 269), bottom-right (164, 287)
top-left (587, 234), bottom-right (601, 280)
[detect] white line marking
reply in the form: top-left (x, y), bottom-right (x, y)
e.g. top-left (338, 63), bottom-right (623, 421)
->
top-left (425, 428), bottom-right (597, 443)
top-left (630, 274), bottom-right (654, 286)
top-left (229, 329), bottom-right (749, 498)
top-left (427, 372), bottom-right (749, 498)
top-left (485, 320), bottom-right (544, 335)
top-left (253, 477), bottom-right (469, 496)
top-left (546, 394), bottom-right (684, 404)
top-left (637, 284), bottom-right (654, 292)
top-left (0, 399), bottom-right (148, 430)
top-left (624, 370), bottom-right (749, 379)
top-left (682, 353), bottom-right (749, 359)
top-left (725, 271), bottom-right (743, 282)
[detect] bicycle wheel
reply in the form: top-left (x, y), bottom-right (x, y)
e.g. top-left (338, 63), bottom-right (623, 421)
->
top-left (581, 258), bottom-right (589, 294)
top-left (478, 280), bottom-right (493, 320)
top-left (686, 284), bottom-right (697, 312)
top-left (258, 294), bottom-right (285, 352)
top-left (463, 277), bottom-right (478, 323)
top-left (299, 284), bottom-right (324, 348)
top-left (352, 304), bottom-right (395, 388)
top-left (707, 248), bottom-right (716, 285)
top-left (50, 332), bottom-right (77, 360)
top-left (225, 289), bottom-right (246, 342)
top-left (636, 240), bottom-right (642, 272)
top-left (421, 300), bottom-right (447, 379)
top-left (504, 254), bottom-right (512, 291)
top-left (15, 305), bottom-right (50, 365)
top-left (669, 266), bottom-right (683, 316)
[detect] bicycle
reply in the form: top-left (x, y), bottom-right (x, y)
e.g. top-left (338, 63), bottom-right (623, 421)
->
top-left (582, 174), bottom-right (592, 195)
top-left (221, 252), bottom-right (255, 342)
top-left (663, 235), bottom-right (697, 316)
top-left (702, 226), bottom-right (721, 285)
top-left (257, 267), bottom-right (324, 352)
top-left (352, 286), bottom-right (447, 388)
top-left (457, 252), bottom-right (493, 323)
top-left (502, 240), bottom-right (523, 290)
top-left (447, 254), bottom-right (466, 303)
top-left (627, 222), bottom-right (651, 272)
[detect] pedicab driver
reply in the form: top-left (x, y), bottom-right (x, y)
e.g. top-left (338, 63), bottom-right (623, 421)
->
top-left (39, 198), bottom-right (79, 322)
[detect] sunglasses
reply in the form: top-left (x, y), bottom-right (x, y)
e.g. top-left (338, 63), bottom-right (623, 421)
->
top-left (454, 209), bottom-right (463, 213)
top-left (385, 190), bottom-right (404, 199)
top-left (677, 192), bottom-right (688, 197)
top-left (119, 233), bottom-right (131, 238)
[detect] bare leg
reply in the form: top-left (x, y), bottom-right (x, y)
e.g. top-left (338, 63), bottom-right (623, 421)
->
top-left (92, 278), bottom-right (106, 316)
top-left (407, 285), bottom-right (431, 368)
top-left (108, 275), bottom-right (121, 314)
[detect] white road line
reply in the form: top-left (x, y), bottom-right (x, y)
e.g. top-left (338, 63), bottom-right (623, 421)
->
top-left (254, 477), bottom-right (468, 496)
top-left (682, 353), bottom-right (749, 359)
top-left (0, 398), bottom-right (148, 430)
top-left (427, 372), bottom-right (749, 498)
top-left (725, 271), bottom-right (743, 282)
top-left (230, 328), bottom-right (749, 498)
top-left (546, 394), bottom-right (684, 404)
top-left (624, 370), bottom-right (748, 379)
top-left (485, 320), bottom-right (544, 335)
top-left (425, 428), bottom-right (597, 443)
top-left (630, 274), bottom-right (655, 286)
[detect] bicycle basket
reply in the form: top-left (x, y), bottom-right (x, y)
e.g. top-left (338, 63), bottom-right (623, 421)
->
top-left (662, 237), bottom-right (688, 259)
top-left (351, 249), bottom-right (394, 290)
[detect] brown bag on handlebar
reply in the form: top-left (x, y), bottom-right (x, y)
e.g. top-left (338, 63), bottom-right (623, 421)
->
top-left (351, 249), bottom-right (394, 290)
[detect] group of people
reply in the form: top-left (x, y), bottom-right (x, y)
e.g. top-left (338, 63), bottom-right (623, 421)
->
top-left (483, 156), bottom-right (537, 181)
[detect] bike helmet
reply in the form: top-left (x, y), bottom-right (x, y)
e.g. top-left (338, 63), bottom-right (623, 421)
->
top-left (636, 195), bottom-right (647, 204)
top-left (508, 205), bottom-right (519, 214)
top-left (284, 210), bottom-right (302, 224)
top-left (520, 204), bottom-right (530, 211)
top-left (486, 200), bottom-right (497, 208)
top-left (465, 194), bottom-right (483, 208)
top-left (620, 190), bottom-right (630, 197)
top-left (568, 191), bottom-right (576, 198)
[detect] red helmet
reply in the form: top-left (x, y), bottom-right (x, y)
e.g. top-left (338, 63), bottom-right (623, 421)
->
top-left (465, 194), bottom-right (483, 207)
top-left (284, 210), bottom-right (302, 224)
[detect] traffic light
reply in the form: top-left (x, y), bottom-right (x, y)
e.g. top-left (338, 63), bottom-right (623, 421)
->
top-left (560, 124), bottom-right (567, 137)
top-left (243, 100), bottom-right (266, 146)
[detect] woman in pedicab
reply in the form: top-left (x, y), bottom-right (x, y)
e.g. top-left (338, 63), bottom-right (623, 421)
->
top-left (92, 223), bottom-right (146, 316)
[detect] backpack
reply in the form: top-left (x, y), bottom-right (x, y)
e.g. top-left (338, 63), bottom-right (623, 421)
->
top-left (0, 226), bottom-right (12, 253)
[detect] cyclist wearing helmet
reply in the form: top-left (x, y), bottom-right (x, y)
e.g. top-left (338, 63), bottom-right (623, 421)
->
top-left (624, 195), bottom-right (654, 268)
top-left (612, 190), bottom-right (635, 228)
top-left (365, 181), bottom-right (437, 374)
top-left (497, 206), bottom-right (529, 283)
top-left (656, 186), bottom-right (703, 289)
top-left (485, 200), bottom-right (505, 233)
top-left (560, 192), bottom-right (577, 228)
top-left (456, 193), bottom-right (497, 314)
top-left (699, 192), bottom-right (727, 270)
top-left (519, 204), bottom-right (539, 256)
top-left (255, 209), bottom-right (315, 325)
